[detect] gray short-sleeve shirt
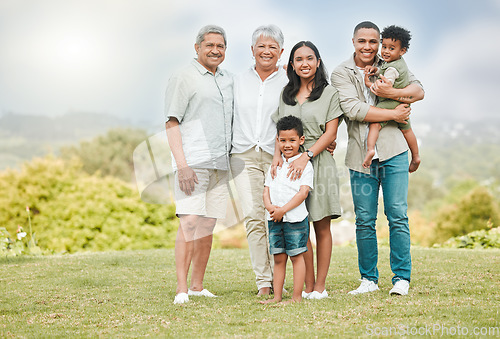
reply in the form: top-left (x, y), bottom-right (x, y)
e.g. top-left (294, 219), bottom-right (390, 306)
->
top-left (165, 59), bottom-right (233, 170)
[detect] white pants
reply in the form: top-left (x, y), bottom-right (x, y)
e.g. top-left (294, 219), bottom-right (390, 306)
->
top-left (231, 149), bottom-right (274, 289)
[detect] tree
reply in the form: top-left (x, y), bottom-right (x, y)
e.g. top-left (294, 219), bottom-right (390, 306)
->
top-left (60, 128), bottom-right (148, 183)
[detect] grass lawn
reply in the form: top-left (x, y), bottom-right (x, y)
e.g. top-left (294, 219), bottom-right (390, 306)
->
top-left (1, 247), bottom-right (499, 338)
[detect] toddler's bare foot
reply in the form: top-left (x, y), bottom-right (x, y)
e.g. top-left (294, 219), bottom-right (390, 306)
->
top-left (363, 149), bottom-right (376, 168)
top-left (409, 155), bottom-right (421, 173)
top-left (259, 297), bottom-right (281, 305)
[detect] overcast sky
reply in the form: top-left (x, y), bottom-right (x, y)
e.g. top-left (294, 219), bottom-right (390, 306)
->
top-left (0, 0), bottom-right (499, 128)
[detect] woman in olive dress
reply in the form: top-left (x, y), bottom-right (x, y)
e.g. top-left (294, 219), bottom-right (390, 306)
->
top-left (271, 41), bottom-right (342, 299)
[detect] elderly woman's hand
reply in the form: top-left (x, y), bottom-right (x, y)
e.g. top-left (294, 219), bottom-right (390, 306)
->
top-left (270, 155), bottom-right (283, 179)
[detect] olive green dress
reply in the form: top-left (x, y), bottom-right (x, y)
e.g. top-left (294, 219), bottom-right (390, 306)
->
top-left (272, 85), bottom-right (342, 222)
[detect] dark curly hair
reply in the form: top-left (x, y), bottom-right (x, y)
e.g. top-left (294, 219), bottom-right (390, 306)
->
top-left (282, 41), bottom-right (328, 106)
top-left (381, 25), bottom-right (412, 50)
top-left (276, 115), bottom-right (304, 137)
top-left (353, 21), bottom-right (380, 37)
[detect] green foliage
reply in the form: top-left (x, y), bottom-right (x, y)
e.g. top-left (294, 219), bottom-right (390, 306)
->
top-left (432, 186), bottom-right (500, 243)
top-left (60, 128), bottom-right (148, 182)
top-left (440, 227), bottom-right (500, 249)
top-left (0, 156), bottom-right (177, 253)
top-left (0, 226), bottom-right (43, 256)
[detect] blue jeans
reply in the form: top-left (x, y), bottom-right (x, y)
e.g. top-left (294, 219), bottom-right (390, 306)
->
top-left (349, 151), bottom-right (411, 284)
top-left (268, 218), bottom-right (309, 257)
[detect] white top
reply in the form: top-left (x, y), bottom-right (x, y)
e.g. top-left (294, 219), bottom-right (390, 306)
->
top-left (232, 66), bottom-right (288, 155)
top-left (165, 59), bottom-right (233, 171)
top-left (264, 154), bottom-right (314, 222)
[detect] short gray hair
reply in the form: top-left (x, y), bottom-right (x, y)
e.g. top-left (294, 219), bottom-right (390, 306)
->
top-left (195, 25), bottom-right (227, 46)
top-left (251, 25), bottom-right (284, 50)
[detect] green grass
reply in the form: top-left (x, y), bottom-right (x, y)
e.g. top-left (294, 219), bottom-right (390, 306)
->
top-left (1, 247), bottom-right (499, 338)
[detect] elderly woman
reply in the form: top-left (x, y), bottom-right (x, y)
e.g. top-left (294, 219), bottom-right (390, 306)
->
top-left (230, 25), bottom-right (288, 296)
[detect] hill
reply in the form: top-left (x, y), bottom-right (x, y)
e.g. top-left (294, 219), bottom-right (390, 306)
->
top-left (0, 112), bottom-right (138, 169)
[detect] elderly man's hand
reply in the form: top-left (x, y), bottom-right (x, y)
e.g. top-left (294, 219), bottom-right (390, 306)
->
top-left (177, 166), bottom-right (198, 195)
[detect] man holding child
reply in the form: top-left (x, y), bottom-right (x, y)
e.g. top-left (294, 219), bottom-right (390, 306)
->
top-left (331, 21), bottom-right (424, 296)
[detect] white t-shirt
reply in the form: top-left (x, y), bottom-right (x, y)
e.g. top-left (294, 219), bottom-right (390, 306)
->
top-left (264, 154), bottom-right (314, 222)
top-left (232, 66), bottom-right (288, 155)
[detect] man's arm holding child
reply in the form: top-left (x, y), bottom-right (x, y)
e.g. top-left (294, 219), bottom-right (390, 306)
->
top-left (371, 71), bottom-right (424, 104)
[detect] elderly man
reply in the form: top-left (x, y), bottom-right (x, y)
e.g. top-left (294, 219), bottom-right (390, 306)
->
top-left (331, 21), bottom-right (424, 296)
top-left (165, 25), bottom-right (232, 304)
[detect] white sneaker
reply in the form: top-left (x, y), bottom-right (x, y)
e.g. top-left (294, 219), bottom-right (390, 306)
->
top-left (309, 290), bottom-right (328, 300)
top-left (302, 291), bottom-right (311, 299)
top-left (348, 278), bottom-right (379, 295)
top-left (173, 292), bottom-right (189, 304)
top-left (389, 280), bottom-right (409, 296)
top-left (188, 289), bottom-right (217, 297)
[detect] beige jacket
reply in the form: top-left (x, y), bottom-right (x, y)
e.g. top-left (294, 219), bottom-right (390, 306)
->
top-left (331, 54), bottom-right (422, 174)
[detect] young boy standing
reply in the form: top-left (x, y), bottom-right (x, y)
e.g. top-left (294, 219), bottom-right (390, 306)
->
top-left (261, 115), bottom-right (313, 304)
top-left (362, 25), bottom-right (421, 173)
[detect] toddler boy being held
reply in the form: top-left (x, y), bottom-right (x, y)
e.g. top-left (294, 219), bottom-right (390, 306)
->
top-left (363, 25), bottom-right (421, 172)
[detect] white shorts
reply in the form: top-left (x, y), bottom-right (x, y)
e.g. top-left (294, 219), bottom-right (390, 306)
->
top-left (174, 168), bottom-right (228, 219)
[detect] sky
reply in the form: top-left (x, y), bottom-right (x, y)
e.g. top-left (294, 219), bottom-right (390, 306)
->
top-left (0, 0), bottom-right (499, 129)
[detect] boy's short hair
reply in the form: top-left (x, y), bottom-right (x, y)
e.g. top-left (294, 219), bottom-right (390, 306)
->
top-left (353, 21), bottom-right (380, 37)
top-left (276, 115), bottom-right (304, 137)
top-left (381, 25), bottom-right (412, 50)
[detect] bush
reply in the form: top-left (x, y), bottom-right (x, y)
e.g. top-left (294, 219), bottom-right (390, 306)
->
top-left (432, 186), bottom-right (500, 244)
top-left (0, 156), bottom-right (177, 253)
top-left (440, 226), bottom-right (500, 249)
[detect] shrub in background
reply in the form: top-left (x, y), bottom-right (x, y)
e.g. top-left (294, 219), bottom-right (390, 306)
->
top-left (0, 156), bottom-right (177, 253)
top-left (440, 226), bottom-right (500, 249)
top-left (432, 186), bottom-right (500, 244)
